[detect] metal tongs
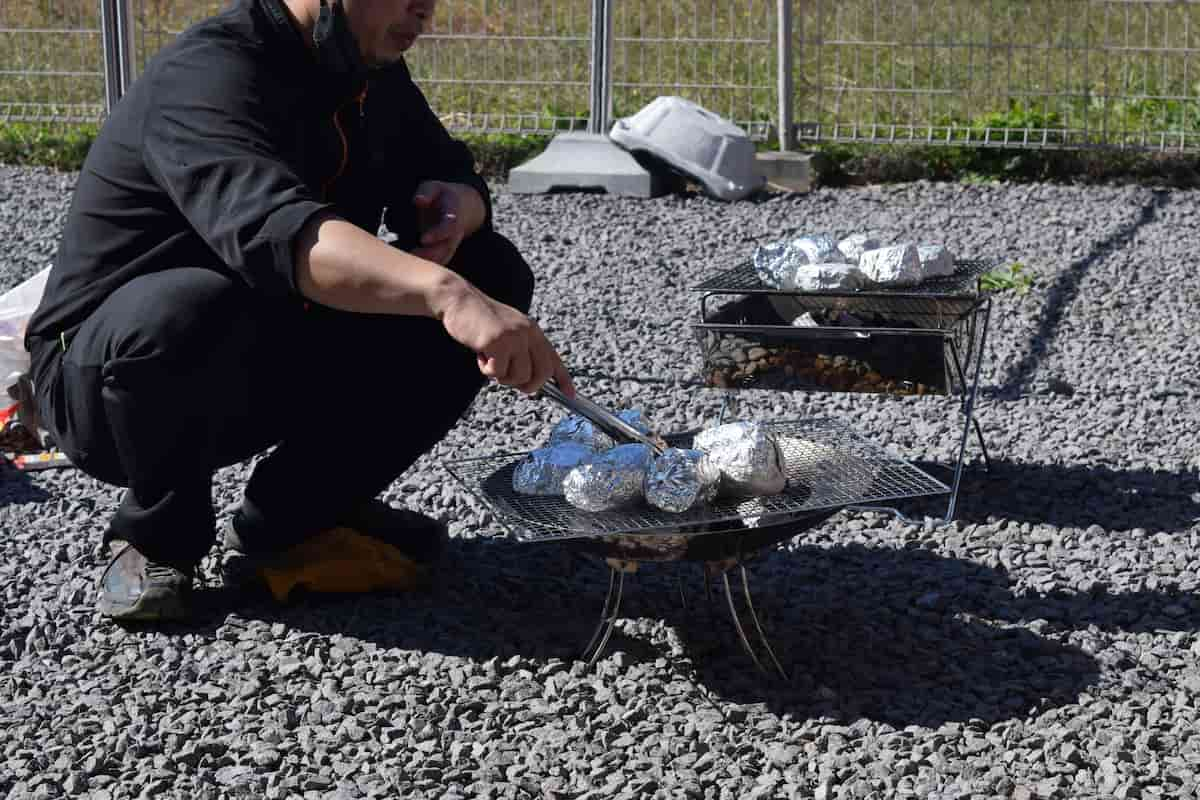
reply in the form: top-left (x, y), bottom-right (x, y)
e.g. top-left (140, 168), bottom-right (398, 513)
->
top-left (540, 381), bottom-right (667, 455)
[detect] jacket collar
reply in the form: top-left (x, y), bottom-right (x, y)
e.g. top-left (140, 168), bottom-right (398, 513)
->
top-left (257, 0), bottom-right (368, 108)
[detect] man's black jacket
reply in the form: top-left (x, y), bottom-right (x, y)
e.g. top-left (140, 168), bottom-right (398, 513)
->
top-left (25, 0), bottom-right (492, 374)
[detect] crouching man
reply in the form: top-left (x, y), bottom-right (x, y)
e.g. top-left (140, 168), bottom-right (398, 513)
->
top-left (23, 0), bottom-right (573, 622)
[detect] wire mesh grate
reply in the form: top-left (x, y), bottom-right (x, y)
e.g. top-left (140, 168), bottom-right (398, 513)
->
top-left (444, 417), bottom-right (950, 542)
top-left (692, 258), bottom-right (995, 301)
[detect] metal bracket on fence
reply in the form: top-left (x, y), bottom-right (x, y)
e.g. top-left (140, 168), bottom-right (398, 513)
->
top-left (587, 0), bottom-right (615, 135)
top-left (100, 0), bottom-right (137, 114)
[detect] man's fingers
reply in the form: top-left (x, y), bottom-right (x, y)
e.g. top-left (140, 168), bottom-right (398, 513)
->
top-left (551, 358), bottom-right (576, 399)
top-left (479, 350), bottom-right (511, 381)
top-left (420, 221), bottom-right (454, 245)
top-left (516, 342), bottom-right (554, 395)
top-left (504, 350), bottom-right (533, 389)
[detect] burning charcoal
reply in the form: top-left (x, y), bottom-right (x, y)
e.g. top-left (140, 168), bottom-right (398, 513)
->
top-left (836, 233), bottom-right (881, 264)
top-left (512, 442), bottom-right (596, 496)
top-left (828, 310), bottom-right (865, 327)
top-left (917, 244), bottom-right (957, 278)
top-left (793, 262), bottom-right (868, 292)
top-left (562, 443), bottom-right (656, 512)
top-left (859, 243), bottom-right (923, 286)
top-left (645, 448), bottom-right (721, 513)
top-left (692, 422), bottom-right (787, 497)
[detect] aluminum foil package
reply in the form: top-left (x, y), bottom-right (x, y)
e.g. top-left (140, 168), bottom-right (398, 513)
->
top-left (917, 244), bottom-right (957, 278)
top-left (512, 442), bottom-right (596, 496)
top-left (692, 422), bottom-right (787, 496)
top-left (752, 241), bottom-right (799, 290)
top-left (617, 409), bottom-right (652, 435)
top-left (563, 443), bottom-right (656, 512)
top-left (793, 262), bottom-right (868, 292)
top-left (753, 234), bottom-right (844, 291)
top-left (548, 410), bottom-right (653, 451)
top-left (547, 415), bottom-right (613, 451)
top-left (644, 448), bottom-right (721, 513)
top-left (837, 233), bottom-right (881, 264)
top-left (791, 234), bottom-right (843, 265)
top-left (859, 242), bottom-right (923, 286)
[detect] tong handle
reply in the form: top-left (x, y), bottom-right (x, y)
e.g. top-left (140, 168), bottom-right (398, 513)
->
top-left (541, 381), bottom-right (665, 454)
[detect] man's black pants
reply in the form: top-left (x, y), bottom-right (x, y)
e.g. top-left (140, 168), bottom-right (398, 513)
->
top-left (31, 231), bottom-right (534, 570)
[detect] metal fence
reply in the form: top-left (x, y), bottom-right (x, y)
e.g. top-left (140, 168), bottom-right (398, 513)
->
top-left (2, 0), bottom-right (1199, 152)
top-left (794, 0), bottom-right (1200, 151)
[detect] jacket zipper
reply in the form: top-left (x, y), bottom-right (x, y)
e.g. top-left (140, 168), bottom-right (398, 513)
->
top-left (321, 82), bottom-right (369, 201)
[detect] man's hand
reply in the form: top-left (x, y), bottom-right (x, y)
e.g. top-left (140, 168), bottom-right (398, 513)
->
top-left (412, 180), bottom-right (484, 265)
top-left (433, 280), bottom-right (575, 398)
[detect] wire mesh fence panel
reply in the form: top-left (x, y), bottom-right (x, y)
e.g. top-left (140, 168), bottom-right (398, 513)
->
top-left (406, 0), bottom-right (593, 134)
top-left (793, 0), bottom-right (1200, 151)
top-left (130, 0), bottom-right (222, 71)
top-left (611, 0), bottom-right (776, 139)
top-left (0, 0), bottom-right (106, 123)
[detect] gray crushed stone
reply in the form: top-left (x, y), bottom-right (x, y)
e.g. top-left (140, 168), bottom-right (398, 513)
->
top-left (2, 164), bottom-right (1198, 799)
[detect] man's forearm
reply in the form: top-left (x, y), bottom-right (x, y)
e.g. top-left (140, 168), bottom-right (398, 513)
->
top-left (293, 211), bottom-right (467, 317)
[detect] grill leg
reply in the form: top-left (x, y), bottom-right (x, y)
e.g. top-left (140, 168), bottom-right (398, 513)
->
top-left (739, 564), bottom-right (789, 681)
top-left (722, 570), bottom-right (768, 676)
top-left (581, 565), bottom-right (626, 667)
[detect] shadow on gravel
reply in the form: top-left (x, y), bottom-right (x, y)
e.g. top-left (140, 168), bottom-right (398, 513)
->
top-left (885, 457), bottom-right (1200, 533)
top-left (177, 529), bottom-right (1200, 731)
top-left (676, 539), bottom-right (1198, 727)
top-left (0, 465), bottom-right (52, 507)
top-left (995, 189), bottom-right (1170, 398)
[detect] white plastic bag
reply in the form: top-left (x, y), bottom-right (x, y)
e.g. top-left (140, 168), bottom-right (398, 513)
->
top-left (0, 266), bottom-right (52, 396)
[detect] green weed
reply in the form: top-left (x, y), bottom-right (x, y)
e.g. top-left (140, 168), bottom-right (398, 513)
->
top-left (981, 262), bottom-right (1036, 295)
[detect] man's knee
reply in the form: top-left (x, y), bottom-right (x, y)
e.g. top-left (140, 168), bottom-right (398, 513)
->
top-left (452, 231), bottom-right (535, 314)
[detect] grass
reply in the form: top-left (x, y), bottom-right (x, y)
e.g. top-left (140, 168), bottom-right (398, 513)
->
top-left (2, 0), bottom-right (1199, 181)
top-left (981, 262), bottom-right (1036, 296)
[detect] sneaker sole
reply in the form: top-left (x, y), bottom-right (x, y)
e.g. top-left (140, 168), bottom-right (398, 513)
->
top-left (98, 585), bottom-right (191, 622)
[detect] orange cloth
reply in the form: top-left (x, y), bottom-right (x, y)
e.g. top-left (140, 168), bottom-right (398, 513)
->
top-left (257, 526), bottom-right (429, 603)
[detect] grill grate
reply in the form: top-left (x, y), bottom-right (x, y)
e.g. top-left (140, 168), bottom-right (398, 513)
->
top-left (445, 418), bottom-right (950, 543)
top-left (692, 259), bottom-right (994, 306)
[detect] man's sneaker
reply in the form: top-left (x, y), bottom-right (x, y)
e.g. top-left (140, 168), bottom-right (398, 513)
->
top-left (96, 541), bottom-right (193, 622)
top-left (222, 499), bottom-right (448, 566)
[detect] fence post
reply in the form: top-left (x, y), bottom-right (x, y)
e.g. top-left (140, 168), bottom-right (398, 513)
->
top-left (588, 0), bottom-right (615, 134)
top-left (100, 0), bottom-right (137, 114)
top-left (777, 0), bottom-right (793, 150)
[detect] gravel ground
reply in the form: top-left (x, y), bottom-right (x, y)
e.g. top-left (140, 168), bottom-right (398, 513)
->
top-left (2, 164), bottom-right (1198, 800)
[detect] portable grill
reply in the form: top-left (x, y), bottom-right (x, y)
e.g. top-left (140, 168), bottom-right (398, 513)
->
top-left (446, 417), bottom-right (951, 677)
top-left (442, 253), bottom-right (996, 677)
top-left (691, 257), bottom-right (995, 524)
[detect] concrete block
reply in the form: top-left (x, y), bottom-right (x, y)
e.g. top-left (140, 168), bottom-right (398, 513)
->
top-left (508, 132), bottom-right (666, 198)
top-left (755, 151), bottom-right (815, 194)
